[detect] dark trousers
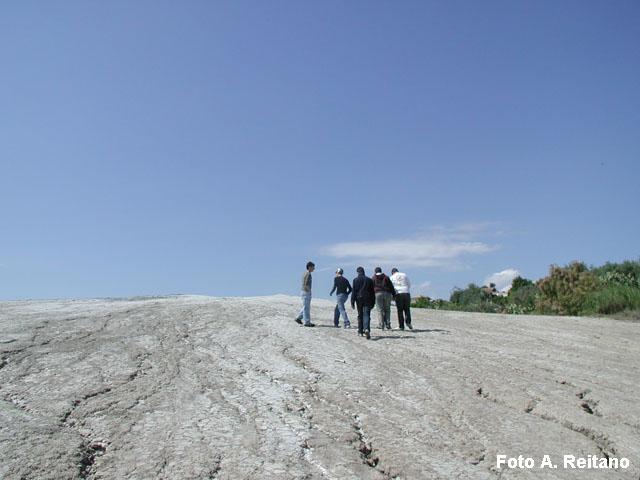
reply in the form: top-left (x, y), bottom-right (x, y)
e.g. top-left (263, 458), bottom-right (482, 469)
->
top-left (395, 293), bottom-right (412, 328)
top-left (355, 299), bottom-right (372, 334)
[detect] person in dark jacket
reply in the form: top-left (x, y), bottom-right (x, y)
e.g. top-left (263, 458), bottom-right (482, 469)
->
top-left (351, 267), bottom-right (375, 339)
top-left (330, 268), bottom-right (352, 328)
top-left (372, 267), bottom-right (396, 330)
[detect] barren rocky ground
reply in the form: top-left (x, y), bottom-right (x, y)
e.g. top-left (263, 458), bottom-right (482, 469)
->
top-left (0, 295), bottom-right (638, 479)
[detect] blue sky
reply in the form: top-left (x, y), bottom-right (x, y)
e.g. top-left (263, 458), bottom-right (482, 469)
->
top-left (1, 1), bottom-right (639, 301)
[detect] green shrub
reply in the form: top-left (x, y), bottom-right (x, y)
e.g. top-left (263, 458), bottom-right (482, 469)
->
top-left (429, 299), bottom-right (453, 310)
top-left (450, 283), bottom-right (484, 305)
top-left (411, 297), bottom-right (457, 311)
top-left (535, 262), bottom-right (599, 316)
top-left (584, 284), bottom-right (640, 315)
top-left (414, 260), bottom-right (639, 317)
top-left (507, 277), bottom-right (538, 313)
top-left (411, 296), bottom-right (431, 308)
top-left (591, 260), bottom-right (640, 283)
top-left (510, 276), bottom-right (534, 292)
top-left (598, 271), bottom-right (639, 288)
top-left (505, 304), bottom-right (532, 315)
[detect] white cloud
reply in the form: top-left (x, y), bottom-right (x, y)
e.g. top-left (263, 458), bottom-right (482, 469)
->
top-left (321, 225), bottom-right (499, 270)
top-left (484, 269), bottom-right (521, 292)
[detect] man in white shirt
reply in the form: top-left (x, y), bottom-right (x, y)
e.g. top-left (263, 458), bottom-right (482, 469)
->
top-left (390, 268), bottom-right (412, 330)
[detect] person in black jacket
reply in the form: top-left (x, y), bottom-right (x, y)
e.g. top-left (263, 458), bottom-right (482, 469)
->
top-left (351, 267), bottom-right (375, 339)
top-left (372, 267), bottom-right (396, 330)
top-left (330, 268), bottom-right (352, 328)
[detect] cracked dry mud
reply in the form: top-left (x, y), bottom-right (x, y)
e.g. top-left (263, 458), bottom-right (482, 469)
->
top-left (0, 295), bottom-right (638, 479)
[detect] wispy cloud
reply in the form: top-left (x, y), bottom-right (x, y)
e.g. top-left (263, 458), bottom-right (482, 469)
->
top-left (315, 266), bottom-right (337, 273)
top-left (413, 281), bottom-right (432, 296)
top-left (321, 224), bottom-right (500, 270)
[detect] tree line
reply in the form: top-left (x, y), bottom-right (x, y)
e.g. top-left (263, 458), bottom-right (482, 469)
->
top-left (412, 260), bottom-right (640, 318)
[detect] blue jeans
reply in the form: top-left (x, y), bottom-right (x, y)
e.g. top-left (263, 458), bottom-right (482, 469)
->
top-left (297, 290), bottom-right (312, 325)
top-left (333, 293), bottom-right (350, 327)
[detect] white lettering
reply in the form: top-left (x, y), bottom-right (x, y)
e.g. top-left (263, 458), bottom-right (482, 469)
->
top-left (497, 455), bottom-right (535, 469)
top-left (564, 455), bottom-right (629, 469)
top-left (540, 455), bottom-right (555, 468)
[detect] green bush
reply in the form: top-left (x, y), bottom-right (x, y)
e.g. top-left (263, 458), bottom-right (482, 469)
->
top-left (536, 262), bottom-right (599, 316)
top-left (598, 271), bottom-right (639, 288)
top-left (505, 304), bottom-right (532, 315)
top-left (411, 296), bottom-right (431, 308)
top-left (450, 283), bottom-right (484, 305)
top-left (591, 260), bottom-right (640, 283)
top-left (429, 299), bottom-right (453, 310)
top-left (584, 284), bottom-right (640, 315)
top-left (412, 260), bottom-right (640, 317)
top-left (506, 277), bottom-right (538, 313)
top-left (446, 283), bottom-right (503, 313)
top-left (411, 297), bottom-right (457, 310)
top-left (587, 260), bottom-right (640, 315)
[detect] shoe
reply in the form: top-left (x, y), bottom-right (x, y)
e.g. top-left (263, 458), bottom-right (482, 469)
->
top-left (365, 330), bottom-right (370, 339)
top-left (304, 323), bottom-right (315, 327)
top-left (386, 324), bottom-right (392, 330)
top-left (407, 323), bottom-right (413, 330)
top-left (334, 324), bottom-right (340, 328)
top-left (295, 318), bottom-right (302, 325)
top-left (399, 327), bottom-right (405, 331)
top-left (344, 324), bottom-right (351, 329)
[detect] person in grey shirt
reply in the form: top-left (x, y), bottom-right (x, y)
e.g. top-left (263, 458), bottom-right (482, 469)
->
top-left (295, 261), bottom-right (315, 327)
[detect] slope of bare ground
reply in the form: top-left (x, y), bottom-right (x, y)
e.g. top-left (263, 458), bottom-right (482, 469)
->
top-left (0, 295), bottom-right (638, 479)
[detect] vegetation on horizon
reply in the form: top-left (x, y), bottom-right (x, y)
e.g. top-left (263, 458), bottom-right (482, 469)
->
top-left (412, 260), bottom-right (640, 318)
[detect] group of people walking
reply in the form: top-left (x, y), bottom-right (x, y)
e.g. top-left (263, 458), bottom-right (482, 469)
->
top-left (295, 262), bottom-right (412, 340)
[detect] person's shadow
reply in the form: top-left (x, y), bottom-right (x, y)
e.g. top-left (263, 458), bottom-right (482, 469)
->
top-left (409, 328), bottom-right (450, 334)
top-left (371, 335), bottom-right (414, 341)
top-left (370, 328), bottom-right (450, 340)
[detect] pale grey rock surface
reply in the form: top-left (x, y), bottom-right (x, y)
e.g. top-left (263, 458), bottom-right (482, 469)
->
top-left (0, 295), bottom-right (638, 479)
